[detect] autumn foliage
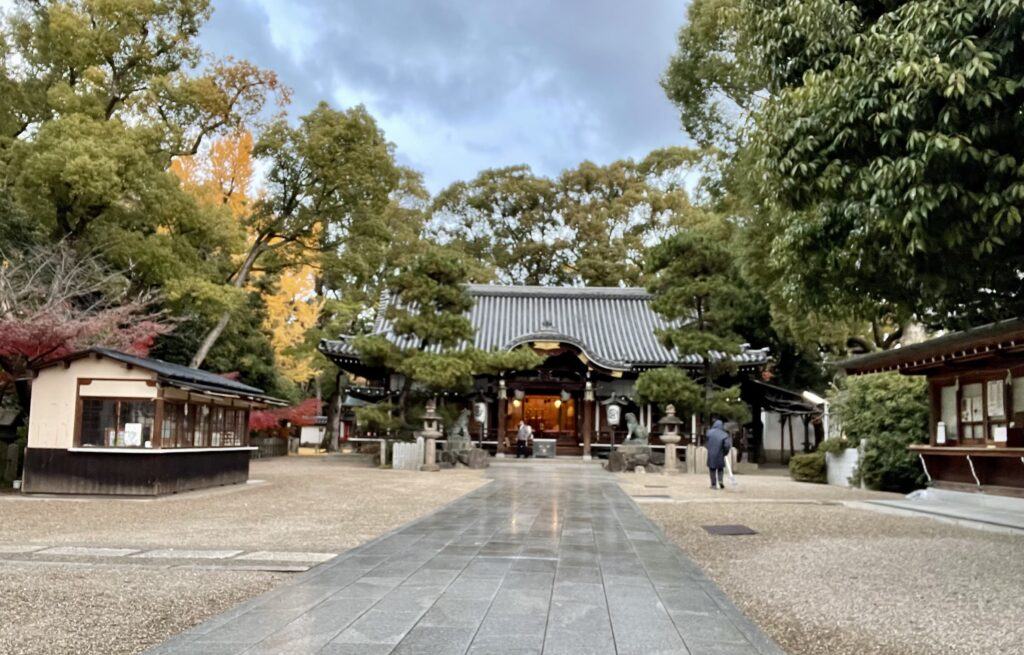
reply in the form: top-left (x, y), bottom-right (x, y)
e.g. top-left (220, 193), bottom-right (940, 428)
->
top-left (0, 245), bottom-right (172, 407)
top-left (249, 397), bottom-right (321, 432)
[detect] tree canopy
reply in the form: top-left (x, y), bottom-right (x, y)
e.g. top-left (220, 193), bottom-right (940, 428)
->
top-left (664, 0), bottom-right (1024, 334)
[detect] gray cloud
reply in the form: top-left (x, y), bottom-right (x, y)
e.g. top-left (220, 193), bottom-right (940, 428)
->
top-left (200, 0), bottom-right (690, 192)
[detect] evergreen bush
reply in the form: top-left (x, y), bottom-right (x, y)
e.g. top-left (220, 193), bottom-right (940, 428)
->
top-left (830, 372), bottom-right (929, 493)
top-left (789, 451), bottom-right (826, 483)
top-left (816, 436), bottom-right (855, 454)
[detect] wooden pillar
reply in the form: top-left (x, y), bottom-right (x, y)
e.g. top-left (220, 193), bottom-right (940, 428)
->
top-left (152, 397), bottom-right (164, 449)
top-left (582, 400), bottom-right (593, 459)
top-left (497, 393), bottom-right (509, 454)
top-left (751, 402), bottom-right (764, 464)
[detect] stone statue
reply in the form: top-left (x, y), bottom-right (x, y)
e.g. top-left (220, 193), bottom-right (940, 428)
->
top-left (623, 412), bottom-right (649, 445)
top-left (447, 409), bottom-right (473, 452)
top-left (440, 408), bottom-right (489, 469)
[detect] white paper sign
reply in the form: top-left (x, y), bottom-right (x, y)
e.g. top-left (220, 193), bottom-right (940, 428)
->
top-left (987, 380), bottom-right (1005, 418)
top-left (124, 423), bottom-right (143, 447)
top-left (994, 426), bottom-right (1008, 443)
top-left (473, 402), bottom-right (487, 424)
top-left (606, 405), bottom-right (621, 426)
top-left (936, 422), bottom-right (946, 445)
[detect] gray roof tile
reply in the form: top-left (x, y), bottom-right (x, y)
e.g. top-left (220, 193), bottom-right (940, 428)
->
top-left (321, 285), bottom-right (769, 371)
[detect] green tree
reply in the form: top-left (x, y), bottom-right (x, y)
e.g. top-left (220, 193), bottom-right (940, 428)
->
top-left (353, 246), bottom-right (476, 423)
top-left (635, 214), bottom-right (751, 429)
top-left (666, 0), bottom-right (1024, 330)
top-left (189, 103), bottom-right (401, 367)
top-left (0, 0), bottom-right (284, 292)
top-left (830, 372), bottom-right (929, 492)
top-left (352, 245), bottom-right (544, 430)
top-left (557, 148), bottom-right (703, 287)
top-left (752, 0), bottom-right (1024, 327)
top-left (430, 166), bottom-right (569, 285)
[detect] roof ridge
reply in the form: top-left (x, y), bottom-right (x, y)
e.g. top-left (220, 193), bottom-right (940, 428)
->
top-left (466, 284), bottom-right (652, 299)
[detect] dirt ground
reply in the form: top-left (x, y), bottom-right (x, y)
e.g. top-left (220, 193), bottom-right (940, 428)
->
top-left (629, 471), bottom-right (1024, 655)
top-left (0, 457), bottom-right (487, 655)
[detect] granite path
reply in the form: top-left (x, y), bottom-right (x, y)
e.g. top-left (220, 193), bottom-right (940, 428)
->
top-left (145, 461), bottom-right (784, 655)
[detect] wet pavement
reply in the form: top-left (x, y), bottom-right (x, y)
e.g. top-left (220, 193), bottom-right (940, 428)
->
top-left (146, 461), bottom-right (783, 655)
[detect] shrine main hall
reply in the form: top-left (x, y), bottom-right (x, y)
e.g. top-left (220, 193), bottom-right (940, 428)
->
top-left (319, 285), bottom-right (771, 458)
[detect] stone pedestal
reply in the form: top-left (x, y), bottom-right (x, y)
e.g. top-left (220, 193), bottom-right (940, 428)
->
top-left (607, 445), bottom-right (655, 472)
top-left (420, 437), bottom-right (440, 472)
top-left (663, 442), bottom-right (678, 473)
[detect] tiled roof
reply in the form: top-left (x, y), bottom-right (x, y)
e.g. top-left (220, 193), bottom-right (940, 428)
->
top-left (839, 317), bottom-right (1024, 375)
top-left (89, 348), bottom-right (267, 396)
top-left (320, 285), bottom-right (769, 372)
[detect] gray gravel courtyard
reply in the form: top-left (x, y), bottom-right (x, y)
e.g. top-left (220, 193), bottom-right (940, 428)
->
top-left (631, 471), bottom-right (1024, 655)
top-left (0, 457), bottom-right (487, 655)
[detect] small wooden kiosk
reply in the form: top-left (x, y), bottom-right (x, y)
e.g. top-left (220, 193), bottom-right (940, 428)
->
top-left (841, 319), bottom-right (1024, 497)
top-left (23, 348), bottom-right (284, 496)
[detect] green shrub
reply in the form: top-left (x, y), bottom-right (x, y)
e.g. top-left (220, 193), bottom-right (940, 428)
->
top-left (830, 372), bottom-right (929, 492)
top-left (817, 436), bottom-right (855, 454)
top-left (789, 451), bottom-right (826, 483)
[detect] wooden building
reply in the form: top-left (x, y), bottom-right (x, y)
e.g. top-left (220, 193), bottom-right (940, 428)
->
top-left (840, 319), bottom-right (1024, 497)
top-left (24, 348), bottom-right (283, 496)
top-left (320, 285), bottom-right (771, 458)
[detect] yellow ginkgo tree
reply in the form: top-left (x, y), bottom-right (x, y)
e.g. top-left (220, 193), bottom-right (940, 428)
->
top-left (262, 265), bottom-right (324, 385)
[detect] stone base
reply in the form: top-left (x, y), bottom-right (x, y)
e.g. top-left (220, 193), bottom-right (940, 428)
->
top-left (420, 464), bottom-right (440, 472)
top-left (440, 447), bottom-right (490, 469)
top-left (459, 448), bottom-right (490, 469)
top-left (606, 445), bottom-right (657, 473)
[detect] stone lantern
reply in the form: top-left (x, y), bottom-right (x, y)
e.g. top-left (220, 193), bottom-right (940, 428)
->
top-left (420, 398), bottom-right (442, 472)
top-left (658, 404), bottom-right (683, 473)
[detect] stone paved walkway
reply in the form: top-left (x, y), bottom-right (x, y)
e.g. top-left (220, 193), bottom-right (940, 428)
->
top-left (147, 462), bottom-right (783, 655)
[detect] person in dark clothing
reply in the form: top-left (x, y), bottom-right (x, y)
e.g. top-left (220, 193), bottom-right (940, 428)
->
top-left (515, 421), bottom-right (532, 458)
top-left (706, 419), bottom-right (732, 489)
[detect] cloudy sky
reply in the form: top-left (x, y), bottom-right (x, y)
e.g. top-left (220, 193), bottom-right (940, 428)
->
top-left (200, 0), bottom-right (691, 193)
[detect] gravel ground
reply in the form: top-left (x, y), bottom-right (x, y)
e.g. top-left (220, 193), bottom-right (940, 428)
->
top-left (0, 457), bottom-right (487, 655)
top-left (0, 456), bottom-right (487, 551)
top-left (0, 563), bottom-right (284, 655)
top-left (632, 472), bottom-right (1024, 655)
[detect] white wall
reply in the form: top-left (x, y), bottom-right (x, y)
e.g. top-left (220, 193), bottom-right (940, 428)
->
top-left (28, 357), bottom-right (156, 449)
top-left (761, 411), bottom-right (814, 463)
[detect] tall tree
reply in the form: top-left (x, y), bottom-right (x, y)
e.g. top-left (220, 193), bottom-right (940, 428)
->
top-left (558, 148), bottom-right (703, 286)
top-left (430, 166), bottom-right (569, 285)
top-left (635, 214), bottom-right (751, 429)
top-left (0, 0), bottom-right (285, 293)
top-left (263, 266), bottom-right (324, 386)
top-left (665, 0), bottom-right (1024, 332)
top-left (188, 103), bottom-right (400, 368)
top-left (353, 246), bottom-right (476, 422)
top-left (750, 0), bottom-right (1024, 327)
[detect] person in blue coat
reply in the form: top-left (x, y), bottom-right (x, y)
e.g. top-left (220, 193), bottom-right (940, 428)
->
top-left (706, 419), bottom-right (732, 489)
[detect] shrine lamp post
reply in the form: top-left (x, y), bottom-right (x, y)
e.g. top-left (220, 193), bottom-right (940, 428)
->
top-left (420, 398), bottom-right (442, 472)
top-left (658, 404), bottom-right (683, 473)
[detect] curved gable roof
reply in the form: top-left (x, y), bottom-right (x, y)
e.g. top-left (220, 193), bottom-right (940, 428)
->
top-left (320, 285), bottom-right (769, 372)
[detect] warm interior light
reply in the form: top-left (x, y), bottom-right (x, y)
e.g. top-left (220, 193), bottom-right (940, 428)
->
top-left (554, 399), bottom-right (562, 408)
top-left (512, 399), bottom-right (522, 408)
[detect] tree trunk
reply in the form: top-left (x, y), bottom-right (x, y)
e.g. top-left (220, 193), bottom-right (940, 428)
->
top-left (325, 377), bottom-right (344, 452)
top-left (190, 240), bottom-right (266, 369)
top-left (397, 375), bottom-right (413, 428)
top-left (14, 378), bottom-right (32, 423)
